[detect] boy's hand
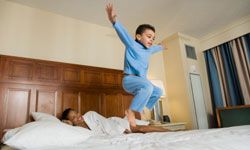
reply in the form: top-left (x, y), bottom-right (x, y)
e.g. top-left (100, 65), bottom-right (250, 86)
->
top-left (106, 3), bottom-right (117, 24)
top-left (158, 42), bottom-right (168, 50)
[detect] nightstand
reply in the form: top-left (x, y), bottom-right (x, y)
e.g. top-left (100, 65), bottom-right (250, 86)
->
top-left (150, 122), bottom-right (187, 131)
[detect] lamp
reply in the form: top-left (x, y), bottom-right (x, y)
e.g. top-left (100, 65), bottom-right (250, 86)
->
top-left (150, 80), bottom-right (167, 122)
top-left (150, 80), bottom-right (166, 98)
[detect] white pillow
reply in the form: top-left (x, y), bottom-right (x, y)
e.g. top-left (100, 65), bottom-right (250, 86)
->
top-left (1, 127), bottom-right (21, 142)
top-left (3, 121), bottom-right (92, 149)
top-left (31, 112), bottom-right (60, 122)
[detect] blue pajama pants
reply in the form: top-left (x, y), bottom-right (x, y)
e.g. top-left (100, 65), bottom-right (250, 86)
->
top-left (122, 75), bottom-right (163, 112)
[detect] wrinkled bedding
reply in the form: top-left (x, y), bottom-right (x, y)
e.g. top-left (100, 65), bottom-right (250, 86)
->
top-left (29, 125), bottom-right (250, 150)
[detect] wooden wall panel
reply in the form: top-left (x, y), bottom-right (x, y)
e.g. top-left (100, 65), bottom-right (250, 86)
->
top-left (3, 87), bottom-right (31, 129)
top-left (35, 62), bottom-right (61, 82)
top-left (63, 66), bottom-right (81, 83)
top-left (103, 93), bottom-right (124, 118)
top-left (61, 90), bottom-right (80, 114)
top-left (117, 74), bottom-right (123, 85)
top-left (121, 94), bottom-right (133, 111)
top-left (102, 72), bottom-right (118, 86)
top-left (83, 70), bottom-right (102, 85)
top-left (4, 58), bottom-right (34, 81)
top-left (0, 85), bottom-right (4, 138)
top-left (0, 56), bottom-right (4, 78)
top-left (81, 92), bottom-right (101, 115)
top-left (35, 88), bottom-right (58, 115)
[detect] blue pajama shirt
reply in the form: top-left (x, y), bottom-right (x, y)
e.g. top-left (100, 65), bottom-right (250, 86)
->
top-left (113, 21), bottom-right (164, 112)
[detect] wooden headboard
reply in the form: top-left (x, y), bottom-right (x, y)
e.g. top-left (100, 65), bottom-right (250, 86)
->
top-left (0, 54), bottom-right (140, 139)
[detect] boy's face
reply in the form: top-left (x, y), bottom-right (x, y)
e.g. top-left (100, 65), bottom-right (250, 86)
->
top-left (67, 110), bottom-right (83, 126)
top-left (136, 29), bottom-right (155, 48)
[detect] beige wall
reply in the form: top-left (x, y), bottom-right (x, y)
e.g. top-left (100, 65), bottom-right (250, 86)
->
top-left (162, 33), bottom-right (208, 129)
top-left (0, 1), bottom-right (167, 119)
top-left (179, 33), bottom-right (208, 129)
top-left (0, 0), bottom-right (125, 69)
top-left (162, 34), bottom-right (192, 126)
top-left (161, 15), bottom-right (250, 128)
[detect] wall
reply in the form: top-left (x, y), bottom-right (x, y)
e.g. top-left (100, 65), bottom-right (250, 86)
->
top-left (161, 33), bottom-right (210, 129)
top-left (178, 33), bottom-right (209, 129)
top-left (0, 0), bottom-right (167, 119)
top-left (162, 34), bottom-right (191, 127)
top-left (0, 0), bottom-right (124, 69)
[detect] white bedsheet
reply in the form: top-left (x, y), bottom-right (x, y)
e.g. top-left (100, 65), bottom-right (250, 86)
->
top-left (29, 125), bottom-right (250, 150)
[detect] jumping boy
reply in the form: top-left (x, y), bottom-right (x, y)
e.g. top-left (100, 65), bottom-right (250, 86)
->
top-left (106, 3), bottom-right (166, 127)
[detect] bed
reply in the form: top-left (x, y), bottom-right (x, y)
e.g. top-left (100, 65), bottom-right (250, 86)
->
top-left (28, 125), bottom-right (250, 150)
top-left (1, 55), bottom-right (250, 150)
top-left (1, 111), bottom-right (250, 150)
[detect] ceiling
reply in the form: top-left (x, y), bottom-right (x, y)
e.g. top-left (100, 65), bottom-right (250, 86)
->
top-left (8, 0), bottom-right (250, 41)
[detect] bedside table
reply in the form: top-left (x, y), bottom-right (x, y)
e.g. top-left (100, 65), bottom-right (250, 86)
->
top-left (150, 122), bottom-right (187, 131)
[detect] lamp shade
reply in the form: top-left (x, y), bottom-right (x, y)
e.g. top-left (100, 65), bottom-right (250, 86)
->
top-left (150, 80), bottom-right (166, 98)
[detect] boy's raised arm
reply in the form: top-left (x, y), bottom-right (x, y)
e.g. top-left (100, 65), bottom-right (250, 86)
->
top-left (106, 3), bottom-right (134, 47)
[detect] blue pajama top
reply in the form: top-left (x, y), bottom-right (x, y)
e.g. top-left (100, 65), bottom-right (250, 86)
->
top-left (113, 21), bottom-right (163, 78)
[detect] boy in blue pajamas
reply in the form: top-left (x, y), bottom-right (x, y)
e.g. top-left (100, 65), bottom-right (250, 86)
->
top-left (106, 3), bottom-right (166, 127)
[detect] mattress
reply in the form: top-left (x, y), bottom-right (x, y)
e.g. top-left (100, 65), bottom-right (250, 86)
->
top-left (26, 125), bottom-right (250, 150)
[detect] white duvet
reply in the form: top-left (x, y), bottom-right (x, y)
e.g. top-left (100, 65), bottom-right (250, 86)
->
top-left (31, 125), bottom-right (250, 150)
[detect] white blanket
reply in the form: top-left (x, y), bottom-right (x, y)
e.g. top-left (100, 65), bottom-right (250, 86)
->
top-left (30, 125), bottom-right (250, 150)
top-left (83, 111), bottom-right (149, 135)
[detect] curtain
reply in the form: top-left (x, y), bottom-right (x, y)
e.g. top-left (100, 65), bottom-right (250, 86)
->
top-left (204, 33), bottom-right (250, 109)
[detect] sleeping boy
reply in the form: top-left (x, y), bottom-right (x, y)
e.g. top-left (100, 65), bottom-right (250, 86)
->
top-left (61, 108), bottom-right (170, 135)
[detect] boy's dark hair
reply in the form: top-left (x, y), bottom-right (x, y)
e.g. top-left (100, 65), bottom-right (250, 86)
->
top-left (61, 108), bottom-right (74, 120)
top-left (135, 24), bottom-right (155, 35)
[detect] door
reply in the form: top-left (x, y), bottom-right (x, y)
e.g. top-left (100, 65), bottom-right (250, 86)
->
top-left (190, 73), bottom-right (208, 129)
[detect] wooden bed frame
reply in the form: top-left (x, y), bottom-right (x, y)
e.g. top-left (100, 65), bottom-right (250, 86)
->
top-left (0, 54), bottom-right (140, 139)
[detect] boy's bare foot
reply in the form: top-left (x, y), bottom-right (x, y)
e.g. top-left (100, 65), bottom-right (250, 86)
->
top-left (125, 109), bottom-right (136, 127)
